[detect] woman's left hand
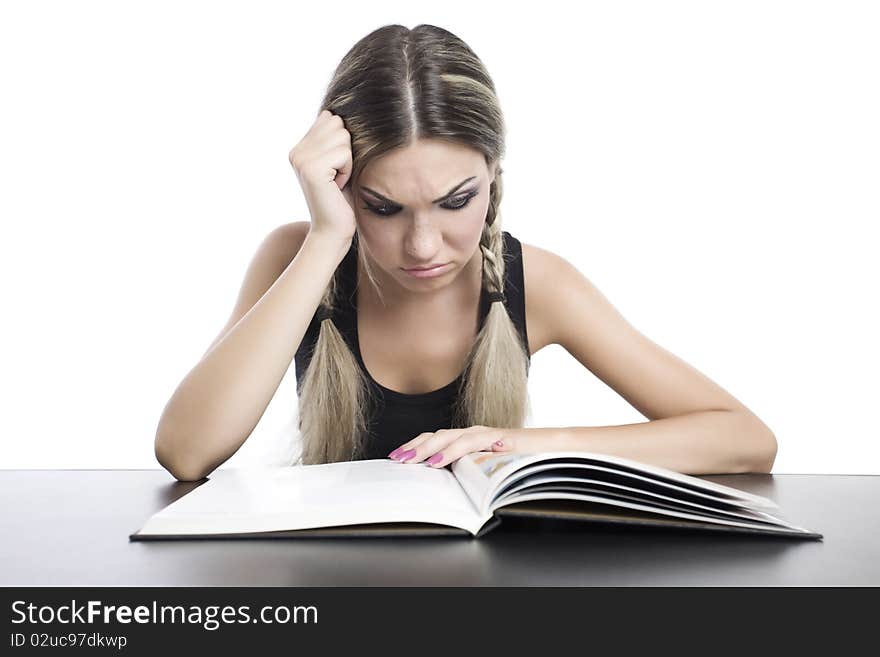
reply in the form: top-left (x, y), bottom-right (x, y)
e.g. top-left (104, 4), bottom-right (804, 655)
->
top-left (387, 425), bottom-right (531, 468)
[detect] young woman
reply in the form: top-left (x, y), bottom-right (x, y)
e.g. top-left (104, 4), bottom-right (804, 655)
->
top-left (154, 24), bottom-right (777, 481)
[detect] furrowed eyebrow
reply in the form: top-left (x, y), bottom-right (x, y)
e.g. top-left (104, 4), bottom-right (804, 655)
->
top-left (360, 176), bottom-right (477, 206)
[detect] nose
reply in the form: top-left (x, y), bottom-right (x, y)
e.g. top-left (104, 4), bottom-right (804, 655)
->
top-left (403, 218), bottom-right (443, 263)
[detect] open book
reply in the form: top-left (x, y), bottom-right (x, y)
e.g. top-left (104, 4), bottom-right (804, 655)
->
top-left (130, 451), bottom-right (822, 540)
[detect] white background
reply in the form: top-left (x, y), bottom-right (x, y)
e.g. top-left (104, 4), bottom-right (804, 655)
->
top-left (1, 1), bottom-right (877, 473)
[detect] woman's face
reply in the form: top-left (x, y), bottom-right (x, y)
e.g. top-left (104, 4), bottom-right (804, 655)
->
top-left (353, 138), bottom-right (496, 302)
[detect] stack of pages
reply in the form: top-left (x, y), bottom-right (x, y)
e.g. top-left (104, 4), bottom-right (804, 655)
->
top-left (131, 451), bottom-right (822, 540)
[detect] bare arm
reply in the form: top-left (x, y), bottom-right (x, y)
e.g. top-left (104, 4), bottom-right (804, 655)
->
top-left (518, 242), bottom-right (777, 474)
top-left (154, 223), bottom-right (352, 481)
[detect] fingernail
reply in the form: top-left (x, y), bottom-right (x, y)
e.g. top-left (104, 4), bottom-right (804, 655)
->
top-left (388, 448), bottom-right (404, 460)
top-left (426, 453), bottom-right (443, 466)
top-left (398, 449), bottom-right (417, 463)
top-left (494, 440), bottom-right (504, 447)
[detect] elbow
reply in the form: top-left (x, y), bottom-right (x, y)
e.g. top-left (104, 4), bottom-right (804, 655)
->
top-left (725, 412), bottom-right (778, 474)
top-left (165, 462), bottom-right (210, 483)
top-left (743, 426), bottom-right (778, 474)
top-left (154, 433), bottom-right (210, 483)
top-left (756, 430), bottom-right (778, 474)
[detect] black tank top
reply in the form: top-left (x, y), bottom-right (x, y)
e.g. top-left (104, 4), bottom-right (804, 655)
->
top-left (294, 230), bottom-right (530, 460)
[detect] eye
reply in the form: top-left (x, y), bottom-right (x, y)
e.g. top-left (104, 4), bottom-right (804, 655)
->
top-left (440, 191), bottom-right (478, 211)
top-left (361, 189), bottom-right (478, 218)
top-left (362, 203), bottom-right (401, 217)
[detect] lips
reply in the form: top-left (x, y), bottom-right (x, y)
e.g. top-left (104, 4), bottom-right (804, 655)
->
top-left (402, 262), bottom-right (451, 278)
top-left (403, 263), bottom-right (448, 271)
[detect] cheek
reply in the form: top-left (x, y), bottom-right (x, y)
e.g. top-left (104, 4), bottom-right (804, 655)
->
top-left (356, 220), bottom-right (402, 269)
top-left (462, 195), bottom-right (491, 233)
top-left (444, 201), bottom-right (489, 253)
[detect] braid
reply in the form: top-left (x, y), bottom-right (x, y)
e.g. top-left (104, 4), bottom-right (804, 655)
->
top-left (451, 164), bottom-right (529, 430)
top-left (480, 168), bottom-right (505, 295)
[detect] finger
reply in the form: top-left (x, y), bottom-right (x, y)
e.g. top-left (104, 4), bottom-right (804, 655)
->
top-left (334, 149), bottom-right (353, 190)
top-left (403, 429), bottom-right (462, 464)
top-left (426, 433), bottom-right (494, 468)
top-left (390, 426), bottom-right (488, 462)
top-left (491, 430), bottom-right (520, 453)
top-left (387, 431), bottom-right (439, 460)
top-left (490, 438), bottom-right (509, 451)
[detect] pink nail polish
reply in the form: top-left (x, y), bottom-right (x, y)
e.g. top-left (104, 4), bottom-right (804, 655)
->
top-left (426, 453), bottom-right (443, 465)
top-left (494, 440), bottom-right (504, 447)
top-left (399, 449), bottom-right (417, 463)
top-left (388, 448), bottom-right (404, 460)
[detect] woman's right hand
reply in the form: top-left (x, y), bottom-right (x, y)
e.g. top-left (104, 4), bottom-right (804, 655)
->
top-left (288, 109), bottom-right (357, 244)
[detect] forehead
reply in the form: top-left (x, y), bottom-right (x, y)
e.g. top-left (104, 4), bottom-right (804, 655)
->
top-left (358, 139), bottom-right (486, 194)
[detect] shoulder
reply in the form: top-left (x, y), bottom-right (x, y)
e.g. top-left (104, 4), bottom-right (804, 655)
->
top-left (247, 221), bottom-right (312, 278)
top-left (520, 240), bottom-right (596, 353)
top-left (520, 240), bottom-right (582, 284)
top-left (264, 221), bottom-right (311, 260)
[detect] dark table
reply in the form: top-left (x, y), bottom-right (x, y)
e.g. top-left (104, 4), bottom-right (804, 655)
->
top-left (1, 470), bottom-right (877, 586)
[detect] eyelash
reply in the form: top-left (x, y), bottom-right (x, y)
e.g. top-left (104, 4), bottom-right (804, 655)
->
top-left (362, 190), bottom-right (478, 217)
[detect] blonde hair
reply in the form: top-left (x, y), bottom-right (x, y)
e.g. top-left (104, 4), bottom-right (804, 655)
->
top-left (295, 24), bottom-right (530, 464)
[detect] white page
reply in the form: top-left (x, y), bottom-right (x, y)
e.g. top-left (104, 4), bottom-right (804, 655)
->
top-left (491, 491), bottom-right (815, 535)
top-left (135, 460), bottom-right (489, 537)
top-left (466, 451), bottom-right (779, 512)
top-left (495, 475), bottom-right (783, 525)
top-left (488, 462), bottom-right (772, 514)
top-left (450, 450), bottom-right (496, 513)
top-left (501, 484), bottom-right (784, 526)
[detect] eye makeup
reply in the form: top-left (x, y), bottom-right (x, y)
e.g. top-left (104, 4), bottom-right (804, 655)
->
top-left (361, 176), bottom-right (477, 205)
top-left (361, 188), bottom-right (479, 218)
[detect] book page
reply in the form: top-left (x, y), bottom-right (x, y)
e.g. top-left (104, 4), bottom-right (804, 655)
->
top-left (492, 462), bottom-right (766, 512)
top-left (452, 452), bottom-right (558, 513)
top-left (469, 451), bottom-right (779, 512)
top-left (450, 451), bottom-right (498, 513)
top-left (491, 490), bottom-right (815, 535)
top-left (494, 478), bottom-right (782, 525)
top-left (135, 460), bottom-right (489, 537)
